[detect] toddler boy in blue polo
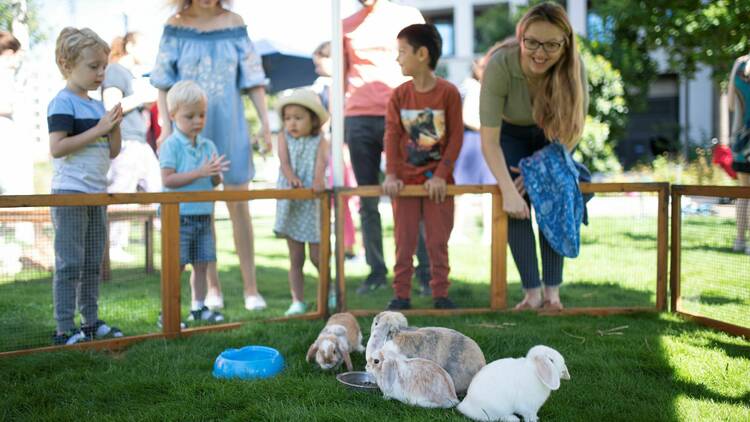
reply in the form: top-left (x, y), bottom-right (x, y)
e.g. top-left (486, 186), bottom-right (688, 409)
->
top-left (159, 129), bottom-right (219, 265)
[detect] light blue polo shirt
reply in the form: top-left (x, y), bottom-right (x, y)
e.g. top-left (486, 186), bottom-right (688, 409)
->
top-left (159, 129), bottom-right (218, 216)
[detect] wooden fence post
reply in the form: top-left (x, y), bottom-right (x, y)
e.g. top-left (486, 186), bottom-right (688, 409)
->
top-left (160, 203), bottom-right (181, 337)
top-left (490, 192), bottom-right (507, 310)
top-left (318, 192), bottom-right (331, 319)
top-left (656, 184), bottom-right (669, 311)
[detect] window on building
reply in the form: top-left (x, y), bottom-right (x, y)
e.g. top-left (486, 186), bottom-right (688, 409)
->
top-left (423, 10), bottom-right (455, 58)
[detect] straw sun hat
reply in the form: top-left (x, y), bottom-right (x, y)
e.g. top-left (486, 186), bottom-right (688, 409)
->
top-left (276, 89), bottom-right (329, 125)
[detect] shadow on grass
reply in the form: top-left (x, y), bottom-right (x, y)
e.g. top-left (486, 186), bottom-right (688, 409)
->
top-left (342, 277), bottom-right (655, 311)
top-left (681, 244), bottom-right (739, 253)
top-left (624, 232), bottom-right (658, 242)
top-left (682, 292), bottom-right (744, 306)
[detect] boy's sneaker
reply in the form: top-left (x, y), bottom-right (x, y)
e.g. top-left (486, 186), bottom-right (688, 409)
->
top-left (204, 294), bottom-right (224, 310)
top-left (434, 297), bottom-right (457, 309)
top-left (82, 320), bottom-right (124, 340)
top-left (284, 301), bottom-right (307, 316)
top-left (386, 297), bottom-right (411, 310)
top-left (188, 306), bottom-right (225, 323)
top-left (156, 313), bottom-right (187, 329)
top-left (244, 294), bottom-right (267, 311)
top-left (52, 328), bottom-right (87, 346)
top-left (356, 274), bottom-right (387, 295)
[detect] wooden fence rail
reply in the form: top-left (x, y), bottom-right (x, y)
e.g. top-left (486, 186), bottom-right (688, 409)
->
top-left (0, 182), bottom-right (678, 357)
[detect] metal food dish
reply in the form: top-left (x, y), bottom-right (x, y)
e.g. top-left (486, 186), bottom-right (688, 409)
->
top-left (336, 371), bottom-right (380, 392)
top-left (212, 345), bottom-right (284, 380)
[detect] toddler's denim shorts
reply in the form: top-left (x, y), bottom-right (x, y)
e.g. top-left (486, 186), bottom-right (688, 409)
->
top-left (179, 215), bottom-right (216, 266)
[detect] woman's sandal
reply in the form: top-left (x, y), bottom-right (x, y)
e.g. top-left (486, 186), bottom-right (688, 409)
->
top-left (514, 300), bottom-right (543, 311)
top-left (542, 300), bottom-right (564, 311)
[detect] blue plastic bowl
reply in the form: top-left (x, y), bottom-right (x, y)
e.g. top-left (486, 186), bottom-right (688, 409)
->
top-left (212, 345), bottom-right (284, 380)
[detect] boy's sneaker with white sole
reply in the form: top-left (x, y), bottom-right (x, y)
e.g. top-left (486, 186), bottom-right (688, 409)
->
top-left (52, 328), bottom-right (87, 346)
top-left (187, 306), bottom-right (225, 323)
top-left (82, 320), bottom-right (124, 340)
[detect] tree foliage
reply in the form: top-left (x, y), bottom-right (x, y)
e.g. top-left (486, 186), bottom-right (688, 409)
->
top-left (474, 3), bottom-right (515, 53)
top-left (0, 0), bottom-right (44, 46)
top-left (575, 39), bottom-right (627, 173)
top-left (589, 0), bottom-right (750, 102)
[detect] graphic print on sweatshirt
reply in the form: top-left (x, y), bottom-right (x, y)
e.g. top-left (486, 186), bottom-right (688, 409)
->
top-left (400, 108), bottom-right (445, 167)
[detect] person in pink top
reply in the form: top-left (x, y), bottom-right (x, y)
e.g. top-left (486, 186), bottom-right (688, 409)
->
top-left (344, 0), bottom-right (431, 295)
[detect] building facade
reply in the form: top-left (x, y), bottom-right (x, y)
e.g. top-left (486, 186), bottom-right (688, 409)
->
top-left (400, 0), bottom-right (720, 168)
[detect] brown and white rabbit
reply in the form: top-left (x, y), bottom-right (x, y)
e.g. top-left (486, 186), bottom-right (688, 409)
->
top-left (365, 311), bottom-right (408, 360)
top-left (306, 312), bottom-right (364, 371)
top-left (366, 347), bottom-right (459, 408)
top-left (457, 345), bottom-right (571, 422)
top-left (366, 311), bottom-right (485, 394)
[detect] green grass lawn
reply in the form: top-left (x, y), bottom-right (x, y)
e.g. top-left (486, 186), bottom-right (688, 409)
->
top-left (0, 200), bottom-right (748, 420)
top-left (1, 312), bottom-right (748, 421)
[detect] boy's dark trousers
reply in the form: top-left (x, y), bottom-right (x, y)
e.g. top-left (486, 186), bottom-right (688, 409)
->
top-left (391, 196), bottom-right (454, 299)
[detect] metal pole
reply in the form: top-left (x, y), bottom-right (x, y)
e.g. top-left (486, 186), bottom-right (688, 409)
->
top-left (331, 0), bottom-right (345, 187)
top-left (330, 0), bottom-right (345, 311)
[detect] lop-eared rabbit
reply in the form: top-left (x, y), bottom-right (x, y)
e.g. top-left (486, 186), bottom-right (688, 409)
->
top-left (365, 311), bottom-right (485, 394)
top-left (306, 312), bottom-right (364, 371)
top-left (366, 347), bottom-right (459, 408)
top-left (457, 345), bottom-right (571, 422)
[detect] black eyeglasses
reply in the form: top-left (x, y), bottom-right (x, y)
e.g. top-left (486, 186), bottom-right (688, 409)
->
top-left (522, 37), bottom-right (565, 53)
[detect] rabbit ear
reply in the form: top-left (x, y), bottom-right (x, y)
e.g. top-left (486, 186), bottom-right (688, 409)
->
top-left (382, 358), bottom-right (397, 387)
top-left (306, 341), bottom-right (319, 363)
top-left (340, 346), bottom-right (353, 372)
top-left (532, 355), bottom-right (561, 390)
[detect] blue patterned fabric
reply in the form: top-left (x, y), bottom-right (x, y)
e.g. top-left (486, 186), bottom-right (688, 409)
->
top-left (150, 25), bottom-right (268, 185)
top-left (732, 61), bottom-right (750, 167)
top-left (519, 143), bottom-right (584, 258)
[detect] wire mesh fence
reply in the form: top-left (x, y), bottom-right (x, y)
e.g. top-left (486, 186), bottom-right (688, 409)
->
top-left (0, 190), bottom-right (330, 356)
top-left (561, 191), bottom-right (661, 308)
top-left (336, 183), bottom-right (668, 315)
top-left (672, 186), bottom-right (750, 333)
top-left (0, 205), bottom-right (161, 352)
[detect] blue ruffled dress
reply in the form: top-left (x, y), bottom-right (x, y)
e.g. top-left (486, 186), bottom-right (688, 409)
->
top-left (150, 25), bottom-right (268, 184)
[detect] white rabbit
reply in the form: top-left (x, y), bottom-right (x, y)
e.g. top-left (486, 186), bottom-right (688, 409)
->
top-left (457, 345), bottom-right (570, 422)
top-left (306, 312), bottom-right (364, 371)
top-left (366, 347), bottom-right (459, 408)
top-left (366, 311), bottom-right (485, 394)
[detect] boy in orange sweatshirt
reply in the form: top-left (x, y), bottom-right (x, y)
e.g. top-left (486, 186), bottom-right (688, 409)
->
top-left (382, 23), bottom-right (463, 310)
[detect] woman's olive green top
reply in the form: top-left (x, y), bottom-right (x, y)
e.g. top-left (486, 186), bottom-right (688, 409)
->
top-left (479, 44), bottom-right (589, 128)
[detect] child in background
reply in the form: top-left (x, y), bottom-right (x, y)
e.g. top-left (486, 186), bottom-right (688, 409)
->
top-left (274, 89), bottom-right (329, 316)
top-left (382, 24), bottom-right (463, 310)
top-left (312, 41), bottom-right (358, 259)
top-left (159, 80), bottom-right (229, 324)
top-left (48, 27), bottom-right (123, 345)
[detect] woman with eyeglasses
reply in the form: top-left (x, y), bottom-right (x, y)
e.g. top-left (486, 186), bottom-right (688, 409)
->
top-left (479, 2), bottom-right (588, 311)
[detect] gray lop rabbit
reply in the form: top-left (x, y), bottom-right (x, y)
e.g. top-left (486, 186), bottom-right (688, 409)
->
top-left (366, 347), bottom-right (459, 408)
top-left (366, 311), bottom-right (485, 394)
top-left (457, 345), bottom-right (571, 422)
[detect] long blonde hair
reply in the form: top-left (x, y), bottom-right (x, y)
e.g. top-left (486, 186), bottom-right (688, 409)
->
top-left (517, 2), bottom-right (585, 148)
